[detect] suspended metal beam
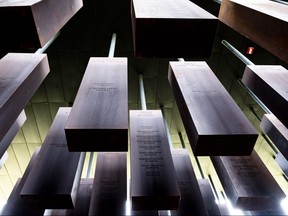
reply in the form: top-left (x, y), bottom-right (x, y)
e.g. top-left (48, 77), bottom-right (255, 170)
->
top-left (212, 0), bottom-right (222, 4)
top-left (221, 39), bottom-right (254, 66)
top-left (237, 78), bottom-right (272, 114)
top-left (108, 33), bottom-right (117, 58)
top-left (138, 74), bottom-right (147, 110)
top-left (221, 39), bottom-right (271, 114)
top-left (35, 31), bottom-right (60, 54)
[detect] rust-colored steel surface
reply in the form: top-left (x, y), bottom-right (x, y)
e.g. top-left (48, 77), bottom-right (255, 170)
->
top-left (89, 152), bottom-right (127, 216)
top-left (65, 57), bottom-right (128, 152)
top-left (0, 0), bottom-right (83, 52)
top-left (170, 149), bottom-right (208, 216)
top-left (219, 0), bottom-right (288, 63)
top-left (168, 61), bottom-right (258, 156)
top-left (0, 53), bottom-right (49, 143)
top-left (131, 0), bottom-right (218, 58)
top-left (243, 65), bottom-right (288, 128)
top-left (0, 111), bottom-right (26, 159)
top-left (211, 151), bottom-right (286, 211)
top-left (130, 110), bottom-right (180, 210)
top-left (261, 114), bottom-right (288, 161)
top-left (20, 108), bottom-right (86, 209)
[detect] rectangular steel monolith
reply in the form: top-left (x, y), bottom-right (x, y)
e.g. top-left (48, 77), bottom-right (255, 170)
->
top-left (131, 0), bottom-right (218, 58)
top-left (20, 107), bottom-right (86, 209)
top-left (130, 110), bottom-right (180, 210)
top-left (65, 57), bottom-right (128, 152)
top-left (0, 53), bottom-right (49, 143)
top-left (211, 151), bottom-right (286, 211)
top-left (168, 61), bottom-right (258, 156)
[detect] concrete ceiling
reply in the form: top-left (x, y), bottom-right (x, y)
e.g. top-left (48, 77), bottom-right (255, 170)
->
top-left (0, 0), bottom-right (288, 210)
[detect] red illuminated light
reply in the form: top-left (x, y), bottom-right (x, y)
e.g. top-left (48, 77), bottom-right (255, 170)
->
top-left (246, 47), bottom-right (255, 55)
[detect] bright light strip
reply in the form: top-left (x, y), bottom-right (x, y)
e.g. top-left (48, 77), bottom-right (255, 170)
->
top-left (0, 201), bottom-right (6, 213)
top-left (281, 198), bottom-right (288, 214)
top-left (226, 199), bottom-right (244, 216)
top-left (216, 198), bottom-right (245, 215)
top-left (125, 178), bottom-right (131, 216)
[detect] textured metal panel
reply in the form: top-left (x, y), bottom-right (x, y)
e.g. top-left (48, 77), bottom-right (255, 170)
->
top-left (168, 61), bottom-right (258, 156)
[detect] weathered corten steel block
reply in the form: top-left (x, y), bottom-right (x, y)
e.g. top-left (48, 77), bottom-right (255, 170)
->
top-left (0, 53), bottom-right (49, 143)
top-left (45, 179), bottom-right (93, 215)
top-left (130, 110), bottom-right (180, 210)
top-left (89, 152), bottom-right (127, 216)
top-left (65, 57), bottom-right (128, 152)
top-left (168, 61), bottom-right (258, 156)
top-left (260, 114), bottom-right (288, 161)
top-left (0, 111), bottom-right (26, 159)
top-left (219, 0), bottom-right (288, 63)
top-left (1, 147), bottom-right (44, 216)
top-left (211, 151), bottom-right (286, 211)
top-left (0, 0), bottom-right (83, 51)
top-left (20, 108), bottom-right (86, 209)
top-left (170, 149), bottom-right (208, 216)
top-left (131, 0), bottom-right (218, 58)
top-left (243, 65), bottom-right (288, 128)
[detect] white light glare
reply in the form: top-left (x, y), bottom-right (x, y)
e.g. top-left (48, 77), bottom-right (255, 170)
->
top-left (0, 201), bottom-right (6, 213)
top-left (125, 199), bottom-right (131, 216)
top-left (281, 198), bottom-right (288, 214)
top-left (226, 200), bottom-right (244, 215)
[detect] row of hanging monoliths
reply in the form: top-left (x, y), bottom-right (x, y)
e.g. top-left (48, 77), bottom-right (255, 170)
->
top-left (0, 0), bottom-right (288, 215)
